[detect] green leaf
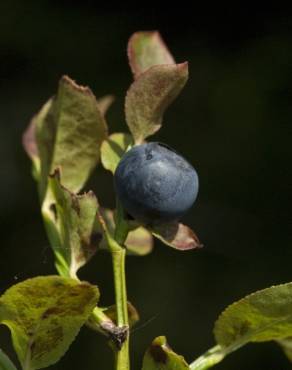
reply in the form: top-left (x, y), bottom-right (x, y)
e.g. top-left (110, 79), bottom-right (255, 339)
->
top-left (35, 75), bottom-right (107, 199)
top-left (100, 133), bottom-right (133, 174)
top-left (49, 170), bottom-right (101, 278)
top-left (40, 200), bottom-right (70, 277)
top-left (152, 222), bottom-right (202, 251)
top-left (103, 301), bottom-right (139, 327)
top-left (125, 63), bottom-right (188, 144)
top-left (142, 336), bottom-right (189, 370)
top-left (0, 276), bottom-right (99, 370)
top-left (0, 349), bottom-right (18, 370)
top-left (96, 95), bottom-right (115, 116)
top-left (214, 282), bottom-right (292, 354)
top-left (278, 337), bottom-right (292, 362)
top-left (128, 31), bottom-right (175, 79)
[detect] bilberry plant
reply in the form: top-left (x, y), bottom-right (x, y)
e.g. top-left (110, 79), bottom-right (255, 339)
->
top-left (0, 31), bottom-right (291, 370)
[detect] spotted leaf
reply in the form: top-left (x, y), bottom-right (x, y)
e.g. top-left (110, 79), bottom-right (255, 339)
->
top-left (0, 276), bottom-right (99, 370)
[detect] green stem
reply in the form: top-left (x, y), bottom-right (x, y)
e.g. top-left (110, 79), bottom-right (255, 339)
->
top-left (112, 247), bottom-right (129, 370)
top-left (98, 201), bottom-right (130, 370)
top-left (189, 345), bottom-right (225, 370)
top-left (112, 247), bottom-right (130, 370)
top-left (112, 249), bottom-right (128, 326)
top-left (102, 199), bottom-right (130, 370)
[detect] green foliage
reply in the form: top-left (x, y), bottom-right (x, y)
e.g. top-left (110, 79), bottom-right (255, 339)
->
top-left (0, 349), bottom-right (17, 370)
top-left (49, 171), bottom-right (100, 278)
top-left (101, 133), bottom-right (133, 174)
top-left (0, 276), bottom-right (99, 370)
top-left (33, 75), bottom-right (107, 198)
top-left (23, 76), bottom-right (110, 275)
top-left (142, 336), bottom-right (189, 370)
top-left (214, 282), bottom-right (292, 360)
top-left (18, 29), bottom-right (290, 370)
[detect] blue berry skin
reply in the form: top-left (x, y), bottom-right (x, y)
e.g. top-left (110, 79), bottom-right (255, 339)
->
top-left (114, 142), bottom-right (199, 224)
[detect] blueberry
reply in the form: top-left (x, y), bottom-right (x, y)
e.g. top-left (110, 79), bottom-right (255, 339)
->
top-left (114, 142), bottom-right (199, 224)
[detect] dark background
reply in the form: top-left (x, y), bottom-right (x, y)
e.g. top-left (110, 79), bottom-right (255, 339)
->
top-left (0, 2), bottom-right (291, 369)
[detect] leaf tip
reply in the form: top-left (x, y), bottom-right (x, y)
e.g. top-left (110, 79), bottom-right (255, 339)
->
top-left (59, 75), bottom-right (95, 98)
top-left (128, 30), bottom-right (175, 78)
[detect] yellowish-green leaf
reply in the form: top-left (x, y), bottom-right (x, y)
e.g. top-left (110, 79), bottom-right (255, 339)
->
top-left (125, 63), bottom-right (188, 144)
top-left (0, 349), bottom-right (17, 370)
top-left (278, 337), bottom-right (292, 362)
top-left (128, 31), bottom-right (175, 79)
top-left (214, 282), bottom-right (292, 353)
top-left (142, 336), bottom-right (189, 370)
top-left (49, 171), bottom-right (101, 278)
top-left (152, 222), bottom-right (202, 251)
top-left (0, 276), bottom-right (99, 370)
top-left (101, 133), bottom-right (133, 174)
top-left (35, 75), bottom-right (107, 199)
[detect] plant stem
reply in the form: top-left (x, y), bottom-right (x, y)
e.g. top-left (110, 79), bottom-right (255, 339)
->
top-left (99, 200), bottom-right (130, 370)
top-left (189, 345), bottom-right (225, 370)
top-left (112, 247), bottom-right (130, 370)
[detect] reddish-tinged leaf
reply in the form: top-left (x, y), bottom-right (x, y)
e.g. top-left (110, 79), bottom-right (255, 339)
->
top-left (152, 222), bottom-right (202, 251)
top-left (128, 31), bottom-right (175, 79)
top-left (35, 75), bottom-right (108, 197)
top-left (125, 63), bottom-right (188, 144)
top-left (22, 118), bottom-right (38, 161)
top-left (22, 118), bottom-right (41, 179)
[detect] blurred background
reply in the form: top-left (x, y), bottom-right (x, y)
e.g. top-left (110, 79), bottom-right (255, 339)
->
top-left (0, 2), bottom-right (291, 369)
